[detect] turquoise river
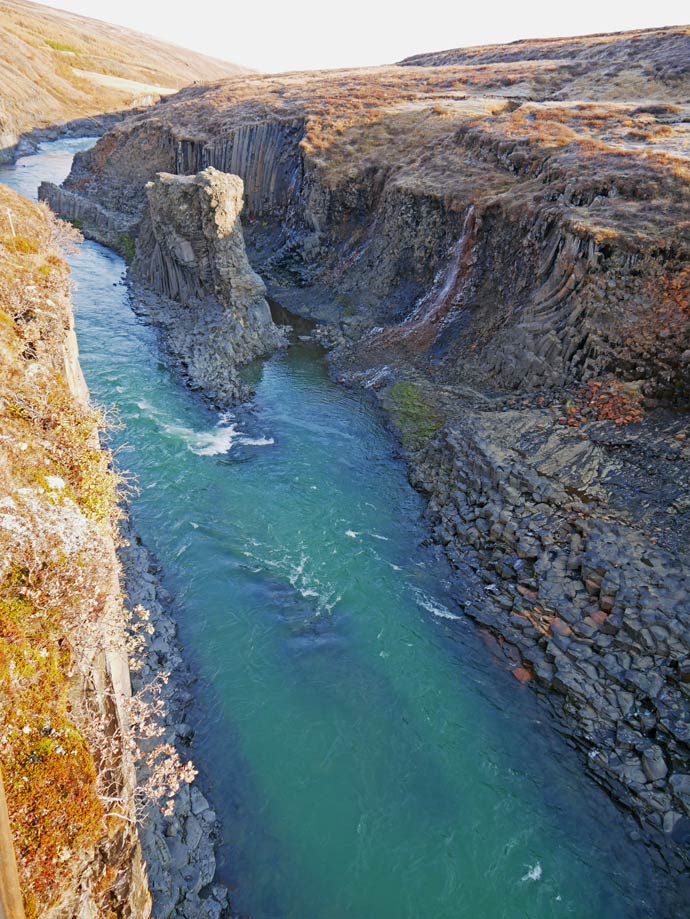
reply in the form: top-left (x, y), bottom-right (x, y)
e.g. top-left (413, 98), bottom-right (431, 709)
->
top-left (0, 139), bottom-right (676, 919)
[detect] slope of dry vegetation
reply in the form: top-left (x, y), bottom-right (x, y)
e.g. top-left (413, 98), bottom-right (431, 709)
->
top-left (0, 0), bottom-right (248, 151)
top-left (399, 25), bottom-right (690, 97)
top-left (0, 185), bottom-right (133, 917)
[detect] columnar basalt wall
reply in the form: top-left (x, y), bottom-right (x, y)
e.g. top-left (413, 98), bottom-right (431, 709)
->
top-left (408, 419), bottom-right (690, 872)
top-left (174, 120), bottom-right (306, 218)
top-left (38, 182), bottom-right (137, 254)
top-left (132, 167), bottom-right (286, 405)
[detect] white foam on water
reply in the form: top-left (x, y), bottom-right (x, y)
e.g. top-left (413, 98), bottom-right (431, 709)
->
top-left (161, 420), bottom-right (239, 456)
top-left (521, 863), bottom-right (542, 882)
top-left (143, 404), bottom-right (273, 457)
top-left (414, 589), bottom-right (462, 621)
top-left (345, 530), bottom-right (359, 539)
top-left (371, 533), bottom-right (389, 541)
top-left (247, 542), bottom-right (342, 615)
top-left (238, 436), bottom-right (275, 447)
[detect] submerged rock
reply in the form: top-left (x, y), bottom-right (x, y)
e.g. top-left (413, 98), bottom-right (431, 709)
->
top-left (133, 167), bottom-right (286, 405)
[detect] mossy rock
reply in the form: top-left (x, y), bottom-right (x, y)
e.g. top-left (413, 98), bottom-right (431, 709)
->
top-left (387, 379), bottom-right (443, 451)
top-left (118, 233), bottom-right (135, 262)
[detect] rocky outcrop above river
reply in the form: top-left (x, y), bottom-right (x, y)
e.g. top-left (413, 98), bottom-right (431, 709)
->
top-left (139, 168), bottom-right (287, 405)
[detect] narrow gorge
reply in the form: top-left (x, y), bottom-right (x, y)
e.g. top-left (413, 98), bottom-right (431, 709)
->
top-left (40, 25), bottom-right (690, 888)
top-left (1, 13), bottom-right (689, 919)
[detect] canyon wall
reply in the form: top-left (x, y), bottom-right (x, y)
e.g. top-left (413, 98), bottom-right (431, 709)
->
top-left (0, 185), bottom-right (150, 918)
top-left (42, 86), bottom-right (690, 405)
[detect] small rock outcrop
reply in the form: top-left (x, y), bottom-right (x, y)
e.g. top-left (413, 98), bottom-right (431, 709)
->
top-left (133, 167), bottom-right (285, 405)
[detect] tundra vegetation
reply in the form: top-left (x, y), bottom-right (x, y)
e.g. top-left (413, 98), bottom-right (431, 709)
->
top-left (0, 186), bottom-right (194, 916)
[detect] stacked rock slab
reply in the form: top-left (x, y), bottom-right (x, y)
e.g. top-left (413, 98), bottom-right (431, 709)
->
top-left (133, 167), bottom-right (285, 405)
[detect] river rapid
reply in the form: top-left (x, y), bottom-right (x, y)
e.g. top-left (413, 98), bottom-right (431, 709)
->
top-left (0, 138), bottom-right (674, 919)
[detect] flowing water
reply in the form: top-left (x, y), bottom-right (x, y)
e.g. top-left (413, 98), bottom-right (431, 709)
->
top-left (1, 139), bottom-right (674, 919)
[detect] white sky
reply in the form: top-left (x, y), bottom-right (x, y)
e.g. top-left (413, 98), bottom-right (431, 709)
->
top-left (36, 0), bottom-right (690, 73)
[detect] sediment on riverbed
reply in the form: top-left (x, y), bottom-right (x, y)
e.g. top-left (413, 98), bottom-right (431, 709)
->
top-left (40, 24), bottom-right (690, 872)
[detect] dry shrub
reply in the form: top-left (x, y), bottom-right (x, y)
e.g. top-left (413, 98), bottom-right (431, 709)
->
top-left (0, 494), bottom-right (112, 916)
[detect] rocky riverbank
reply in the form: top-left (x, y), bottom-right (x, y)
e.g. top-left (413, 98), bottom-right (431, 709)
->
top-left (120, 520), bottom-right (230, 919)
top-left (345, 364), bottom-right (690, 875)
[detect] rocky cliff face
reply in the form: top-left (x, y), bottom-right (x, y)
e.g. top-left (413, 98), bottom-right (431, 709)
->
top-left (132, 167), bottom-right (285, 405)
top-left (39, 27), bottom-right (690, 874)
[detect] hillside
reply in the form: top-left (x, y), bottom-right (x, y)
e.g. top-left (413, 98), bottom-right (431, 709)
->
top-left (0, 184), bottom-right (152, 916)
top-left (399, 25), bottom-right (690, 97)
top-left (0, 0), bottom-right (249, 158)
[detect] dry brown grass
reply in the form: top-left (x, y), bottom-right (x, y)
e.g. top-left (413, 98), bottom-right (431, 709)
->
top-left (121, 32), bottom-right (689, 228)
top-left (0, 184), bottom-right (124, 915)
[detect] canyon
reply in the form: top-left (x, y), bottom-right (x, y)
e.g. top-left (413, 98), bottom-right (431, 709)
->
top-left (42, 23), bottom-right (690, 879)
top-left (1, 11), bottom-right (689, 919)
